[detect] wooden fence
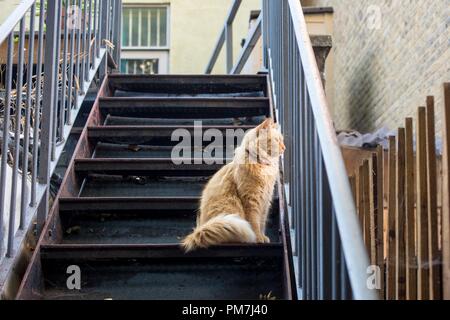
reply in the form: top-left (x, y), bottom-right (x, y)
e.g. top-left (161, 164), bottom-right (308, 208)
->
top-left (348, 83), bottom-right (450, 300)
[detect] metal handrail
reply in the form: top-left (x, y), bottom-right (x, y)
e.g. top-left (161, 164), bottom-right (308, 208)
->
top-left (0, 0), bottom-right (121, 295)
top-left (205, 0), bottom-right (242, 74)
top-left (263, 0), bottom-right (378, 300)
top-left (205, 0), bottom-right (378, 300)
top-left (288, 0), bottom-right (376, 299)
top-left (0, 0), bottom-right (36, 45)
top-left (230, 15), bottom-right (262, 75)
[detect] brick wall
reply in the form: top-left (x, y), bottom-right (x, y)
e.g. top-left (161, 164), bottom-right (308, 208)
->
top-left (301, 0), bottom-right (450, 135)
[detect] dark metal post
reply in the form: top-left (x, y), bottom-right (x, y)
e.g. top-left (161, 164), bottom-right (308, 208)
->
top-left (37, 0), bottom-right (59, 234)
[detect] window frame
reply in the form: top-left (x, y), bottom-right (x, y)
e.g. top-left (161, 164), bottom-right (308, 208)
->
top-left (121, 50), bottom-right (170, 74)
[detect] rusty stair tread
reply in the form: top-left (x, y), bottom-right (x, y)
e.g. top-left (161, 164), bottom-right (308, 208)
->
top-left (92, 143), bottom-right (234, 159)
top-left (74, 158), bottom-right (226, 176)
top-left (59, 196), bottom-right (202, 211)
top-left (40, 254), bottom-right (283, 300)
top-left (40, 243), bottom-right (283, 260)
top-left (104, 115), bottom-right (267, 126)
top-left (99, 97), bottom-right (271, 118)
top-left (108, 74), bottom-right (268, 95)
top-left (87, 125), bottom-right (254, 145)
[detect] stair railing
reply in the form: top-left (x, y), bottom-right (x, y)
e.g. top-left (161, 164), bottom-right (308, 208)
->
top-left (205, 0), bottom-right (242, 74)
top-left (264, 0), bottom-right (378, 300)
top-left (0, 0), bottom-right (121, 271)
top-left (206, 0), bottom-right (378, 300)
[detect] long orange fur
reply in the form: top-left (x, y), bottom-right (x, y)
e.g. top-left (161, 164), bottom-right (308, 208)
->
top-left (182, 118), bottom-right (286, 252)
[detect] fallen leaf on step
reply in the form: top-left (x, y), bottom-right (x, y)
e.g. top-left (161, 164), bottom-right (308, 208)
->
top-left (65, 226), bottom-right (81, 235)
top-left (128, 144), bottom-right (141, 152)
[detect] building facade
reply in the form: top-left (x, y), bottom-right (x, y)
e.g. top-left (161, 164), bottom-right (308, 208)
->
top-left (121, 0), bottom-right (260, 75)
top-left (302, 0), bottom-right (450, 135)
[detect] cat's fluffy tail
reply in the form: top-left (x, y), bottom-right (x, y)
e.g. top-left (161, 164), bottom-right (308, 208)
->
top-left (181, 214), bottom-right (256, 252)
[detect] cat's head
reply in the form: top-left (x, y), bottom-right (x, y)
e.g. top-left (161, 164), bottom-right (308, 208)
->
top-left (241, 118), bottom-right (286, 164)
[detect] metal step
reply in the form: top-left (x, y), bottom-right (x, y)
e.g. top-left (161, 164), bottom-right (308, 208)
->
top-left (108, 74), bottom-right (268, 95)
top-left (99, 97), bottom-right (271, 119)
top-left (74, 158), bottom-right (225, 177)
top-left (79, 175), bottom-right (208, 197)
top-left (39, 244), bottom-right (284, 300)
top-left (87, 125), bottom-right (253, 146)
top-left (58, 199), bottom-right (280, 244)
top-left (59, 197), bottom-right (201, 212)
top-left (104, 115), bottom-right (267, 126)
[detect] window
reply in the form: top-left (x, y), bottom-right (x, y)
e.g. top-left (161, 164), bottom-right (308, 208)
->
top-left (122, 7), bottom-right (169, 48)
top-left (121, 59), bottom-right (159, 75)
top-left (121, 5), bottom-right (170, 74)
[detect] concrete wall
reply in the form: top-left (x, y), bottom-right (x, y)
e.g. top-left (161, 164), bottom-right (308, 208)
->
top-left (301, 0), bottom-right (450, 136)
top-left (123, 0), bottom-right (261, 74)
top-left (304, 8), bottom-right (334, 117)
top-left (0, 0), bottom-right (22, 26)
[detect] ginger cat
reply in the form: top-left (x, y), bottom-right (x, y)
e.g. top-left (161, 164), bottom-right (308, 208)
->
top-left (182, 118), bottom-right (285, 252)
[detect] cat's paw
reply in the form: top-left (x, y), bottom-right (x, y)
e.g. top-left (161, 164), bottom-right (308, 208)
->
top-left (257, 235), bottom-right (271, 243)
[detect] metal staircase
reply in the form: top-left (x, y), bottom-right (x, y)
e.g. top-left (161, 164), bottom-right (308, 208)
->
top-left (1, 0), bottom-right (379, 300)
top-left (16, 74), bottom-right (296, 300)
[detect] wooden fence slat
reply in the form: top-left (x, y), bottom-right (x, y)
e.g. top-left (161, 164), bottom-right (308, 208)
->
top-left (363, 159), bottom-right (371, 250)
top-left (350, 175), bottom-right (357, 202)
top-left (405, 117), bottom-right (417, 300)
top-left (442, 83), bottom-right (450, 300)
top-left (358, 165), bottom-right (365, 229)
top-left (376, 145), bottom-right (385, 299)
top-left (396, 128), bottom-right (406, 299)
top-left (426, 96), bottom-right (441, 300)
top-left (417, 106), bottom-right (430, 300)
top-left (387, 136), bottom-right (397, 300)
top-left (369, 155), bottom-right (378, 266)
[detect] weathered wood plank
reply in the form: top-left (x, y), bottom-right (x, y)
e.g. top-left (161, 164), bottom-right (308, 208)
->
top-left (358, 165), bottom-right (365, 229)
top-left (417, 107), bottom-right (430, 300)
top-left (387, 136), bottom-right (397, 300)
top-left (426, 96), bottom-right (441, 300)
top-left (369, 154), bottom-right (377, 266)
top-left (405, 117), bottom-right (417, 300)
top-left (442, 83), bottom-right (450, 300)
top-left (376, 145), bottom-right (385, 299)
top-left (396, 128), bottom-right (406, 300)
top-left (349, 175), bottom-right (357, 203)
top-left (363, 159), bottom-right (371, 250)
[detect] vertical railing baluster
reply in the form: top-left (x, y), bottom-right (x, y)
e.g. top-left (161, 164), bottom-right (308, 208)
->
top-left (0, 34), bottom-right (15, 257)
top-left (52, 0), bottom-right (63, 160)
top-left (38, 0), bottom-right (59, 234)
top-left (93, 0), bottom-right (99, 59)
top-left (79, 0), bottom-right (87, 93)
top-left (225, 22), bottom-right (233, 73)
top-left (31, 0), bottom-right (46, 206)
top-left (99, 0), bottom-right (110, 79)
top-left (60, 1), bottom-right (70, 136)
top-left (7, 18), bottom-right (26, 257)
top-left (331, 211), bottom-right (341, 299)
top-left (322, 167), bottom-right (333, 299)
top-left (85, 0), bottom-right (92, 81)
top-left (75, 0), bottom-right (83, 107)
top-left (310, 121), bottom-right (318, 300)
top-left (305, 94), bottom-right (312, 299)
top-left (66, 0), bottom-right (77, 125)
top-left (20, 4), bottom-right (37, 230)
top-left (317, 133), bottom-right (324, 299)
top-left (113, 0), bottom-right (122, 64)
